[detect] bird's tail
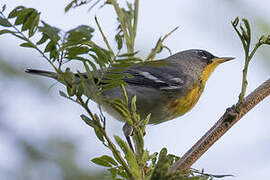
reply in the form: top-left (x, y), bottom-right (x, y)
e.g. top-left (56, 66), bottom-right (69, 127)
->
top-left (25, 69), bottom-right (58, 79)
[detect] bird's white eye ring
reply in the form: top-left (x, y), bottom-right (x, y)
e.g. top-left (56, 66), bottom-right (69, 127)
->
top-left (198, 50), bottom-right (206, 58)
top-left (197, 50), bottom-right (211, 60)
top-left (201, 55), bottom-right (207, 59)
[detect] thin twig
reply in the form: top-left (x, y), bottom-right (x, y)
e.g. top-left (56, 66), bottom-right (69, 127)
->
top-left (145, 26), bottom-right (178, 61)
top-left (94, 16), bottom-right (115, 58)
top-left (238, 42), bottom-right (262, 105)
top-left (168, 78), bottom-right (270, 173)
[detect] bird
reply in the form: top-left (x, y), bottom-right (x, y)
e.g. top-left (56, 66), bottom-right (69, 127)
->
top-left (26, 49), bottom-right (234, 150)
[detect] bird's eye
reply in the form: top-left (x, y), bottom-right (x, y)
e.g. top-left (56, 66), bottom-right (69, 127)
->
top-left (197, 50), bottom-right (208, 59)
top-left (197, 50), bottom-right (214, 64)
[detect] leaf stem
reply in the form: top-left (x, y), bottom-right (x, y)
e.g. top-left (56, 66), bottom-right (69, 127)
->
top-left (238, 41), bottom-right (261, 104)
top-left (110, 0), bottom-right (133, 53)
top-left (94, 16), bottom-right (115, 59)
top-left (103, 132), bottom-right (135, 180)
top-left (133, 0), bottom-right (139, 39)
top-left (145, 26), bottom-right (178, 61)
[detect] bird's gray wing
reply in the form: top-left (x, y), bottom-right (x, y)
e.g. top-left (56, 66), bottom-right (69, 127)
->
top-left (121, 62), bottom-right (187, 90)
top-left (79, 60), bottom-right (188, 90)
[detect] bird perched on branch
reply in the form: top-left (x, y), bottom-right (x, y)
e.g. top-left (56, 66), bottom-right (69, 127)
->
top-left (26, 49), bottom-right (234, 149)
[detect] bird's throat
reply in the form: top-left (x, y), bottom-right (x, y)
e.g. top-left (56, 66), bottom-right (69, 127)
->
top-left (200, 61), bottom-right (220, 85)
top-left (167, 85), bottom-right (203, 119)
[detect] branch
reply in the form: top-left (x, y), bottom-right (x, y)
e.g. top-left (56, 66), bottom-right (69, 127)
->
top-left (168, 78), bottom-right (270, 173)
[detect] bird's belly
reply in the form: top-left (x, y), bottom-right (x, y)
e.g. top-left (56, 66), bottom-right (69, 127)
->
top-left (100, 86), bottom-right (169, 124)
top-left (98, 85), bottom-right (203, 125)
top-left (99, 95), bottom-right (169, 124)
top-left (100, 101), bottom-right (170, 124)
top-left (166, 85), bottom-right (202, 120)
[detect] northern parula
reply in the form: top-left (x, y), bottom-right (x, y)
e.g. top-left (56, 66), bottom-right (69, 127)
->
top-left (26, 49), bottom-right (234, 138)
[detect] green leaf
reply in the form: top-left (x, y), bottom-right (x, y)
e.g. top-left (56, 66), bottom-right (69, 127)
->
top-left (14, 8), bottom-right (35, 26)
top-left (84, 59), bottom-right (98, 74)
top-left (142, 113), bottom-right (151, 127)
top-left (29, 12), bottom-right (40, 37)
top-left (76, 83), bottom-right (84, 98)
top-left (65, 1), bottom-right (74, 13)
top-left (150, 148), bottom-right (170, 180)
top-left (141, 150), bottom-right (150, 164)
top-left (0, 16), bottom-right (12, 27)
top-left (114, 135), bottom-right (140, 179)
top-left (0, 29), bottom-right (14, 35)
top-left (115, 34), bottom-right (123, 50)
top-left (242, 19), bottom-right (251, 37)
top-left (89, 53), bottom-right (105, 68)
top-left (117, 51), bottom-right (139, 57)
top-left (21, 11), bottom-right (34, 31)
top-left (92, 155), bottom-right (118, 167)
top-left (22, 10), bottom-right (39, 33)
top-left (67, 85), bottom-right (76, 96)
top-left (94, 126), bottom-right (105, 142)
top-left (259, 35), bottom-right (270, 45)
top-left (66, 46), bottom-right (90, 56)
top-left (167, 154), bottom-right (180, 166)
top-left (146, 27), bottom-right (178, 61)
top-left (37, 34), bottom-right (49, 45)
top-left (109, 167), bottom-right (128, 179)
top-left (92, 156), bottom-right (112, 167)
top-left (240, 25), bottom-right (249, 45)
top-left (49, 47), bottom-right (59, 60)
top-left (80, 80), bottom-right (95, 99)
top-left (39, 21), bottom-right (60, 42)
top-left (232, 17), bottom-right (239, 27)
top-left (66, 25), bottom-right (94, 44)
top-left (104, 73), bottom-right (127, 80)
top-left (101, 81), bottom-right (124, 92)
top-left (149, 152), bottom-right (158, 165)
top-left (80, 114), bottom-right (95, 128)
top-left (102, 155), bottom-right (118, 166)
top-left (20, 42), bottom-right (35, 48)
top-left (131, 96), bottom-right (137, 113)
top-left (62, 68), bottom-right (76, 86)
top-left (44, 40), bottom-right (56, 52)
top-left (114, 135), bottom-right (131, 155)
top-left (90, 46), bottom-right (111, 64)
top-left (8, 6), bottom-right (25, 19)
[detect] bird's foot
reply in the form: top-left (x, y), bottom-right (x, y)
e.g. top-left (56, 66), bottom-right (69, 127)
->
top-left (122, 123), bottom-right (134, 152)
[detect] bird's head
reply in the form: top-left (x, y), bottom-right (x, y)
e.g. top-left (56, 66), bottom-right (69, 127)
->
top-left (170, 49), bottom-right (234, 85)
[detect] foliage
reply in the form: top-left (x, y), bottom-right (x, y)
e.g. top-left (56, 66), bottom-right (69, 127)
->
top-left (0, 1), bottom-right (191, 179)
top-left (231, 17), bottom-right (270, 109)
top-left (2, 1), bottom-right (268, 179)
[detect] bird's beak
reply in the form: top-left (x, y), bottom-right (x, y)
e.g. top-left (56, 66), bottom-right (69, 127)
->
top-left (213, 57), bottom-right (235, 64)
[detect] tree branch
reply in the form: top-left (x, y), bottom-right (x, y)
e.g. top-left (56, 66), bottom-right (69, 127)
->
top-left (168, 78), bottom-right (270, 174)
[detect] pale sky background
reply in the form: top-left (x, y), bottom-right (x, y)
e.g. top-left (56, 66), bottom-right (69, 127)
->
top-left (0, 0), bottom-right (270, 180)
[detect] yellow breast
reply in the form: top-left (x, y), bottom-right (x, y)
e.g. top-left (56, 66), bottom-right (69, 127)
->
top-left (167, 85), bottom-right (203, 119)
top-left (166, 60), bottom-right (220, 120)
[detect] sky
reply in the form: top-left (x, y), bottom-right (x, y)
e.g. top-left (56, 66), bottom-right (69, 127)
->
top-left (0, 0), bottom-right (270, 179)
